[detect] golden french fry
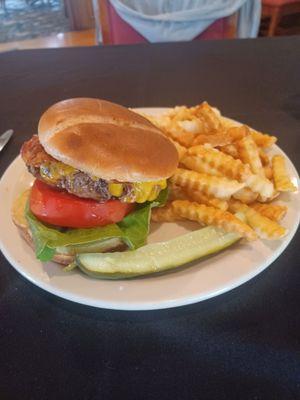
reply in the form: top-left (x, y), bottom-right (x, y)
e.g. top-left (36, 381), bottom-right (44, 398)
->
top-left (251, 130), bottom-right (277, 148)
top-left (164, 122), bottom-right (195, 147)
top-left (218, 144), bottom-right (239, 159)
top-left (168, 184), bottom-right (188, 201)
top-left (250, 203), bottom-right (287, 222)
top-left (164, 103), bottom-right (222, 135)
top-left (264, 165), bottom-right (273, 180)
top-left (151, 204), bottom-right (184, 222)
top-left (259, 149), bottom-right (270, 166)
top-left (227, 125), bottom-right (250, 141)
top-left (192, 132), bottom-right (232, 147)
top-left (188, 145), bottom-right (252, 182)
top-left (245, 174), bottom-right (274, 199)
top-left (170, 168), bottom-right (244, 199)
top-left (177, 118), bottom-right (205, 134)
top-left (181, 155), bottom-right (223, 177)
top-left (236, 135), bottom-right (264, 176)
top-left (233, 187), bottom-right (258, 204)
top-left (170, 139), bottom-right (187, 161)
top-left (192, 126), bottom-right (248, 147)
top-left (172, 200), bottom-right (257, 241)
top-left (272, 155), bottom-right (297, 192)
top-left (183, 186), bottom-right (228, 211)
top-left (256, 190), bottom-right (280, 203)
top-left (192, 102), bottom-right (222, 132)
top-left (143, 113), bottom-right (196, 147)
top-left (228, 200), bottom-right (286, 239)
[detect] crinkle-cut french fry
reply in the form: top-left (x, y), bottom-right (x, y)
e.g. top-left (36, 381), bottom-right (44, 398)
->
top-left (177, 119), bottom-right (204, 134)
top-left (172, 200), bottom-right (257, 241)
top-left (245, 174), bottom-right (274, 199)
top-left (183, 187), bottom-right (228, 211)
top-left (168, 106), bottom-right (192, 121)
top-left (169, 184), bottom-right (188, 201)
top-left (272, 155), bottom-right (297, 192)
top-left (250, 203), bottom-right (287, 222)
top-left (218, 144), bottom-right (239, 159)
top-left (170, 139), bottom-right (187, 161)
top-left (168, 102), bottom-right (222, 134)
top-left (192, 102), bottom-right (222, 132)
top-left (164, 122), bottom-right (195, 147)
top-left (259, 149), bottom-right (270, 166)
top-left (227, 125), bottom-right (250, 140)
top-left (192, 132), bottom-right (232, 147)
top-left (151, 204), bottom-right (184, 222)
top-left (192, 125), bottom-right (248, 147)
top-left (264, 165), bottom-right (273, 180)
top-left (188, 145), bottom-right (252, 182)
top-left (228, 200), bottom-right (286, 239)
top-left (256, 190), bottom-right (280, 203)
top-left (233, 187), bottom-right (258, 204)
top-left (181, 155), bottom-right (223, 177)
top-left (170, 168), bottom-right (244, 200)
top-left (251, 130), bottom-right (277, 148)
top-left (142, 114), bottom-right (195, 147)
top-left (237, 135), bottom-right (264, 176)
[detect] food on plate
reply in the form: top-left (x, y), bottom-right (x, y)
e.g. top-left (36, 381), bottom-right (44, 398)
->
top-left (228, 200), bottom-right (286, 239)
top-left (236, 135), bottom-right (264, 176)
top-left (272, 155), bottom-right (297, 192)
top-left (12, 98), bottom-right (178, 264)
top-left (171, 168), bottom-right (245, 199)
top-left (12, 99), bottom-right (297, 279)
top-left (75, 224), bottom-right (241, 279)
top-left (138, 102), bottom-right (296, 244)
top-left (171, 200), bottom-right (256, 240)
top-left (250, 203), bottom-right (287, 222)
top-left (187, 145), bottom-right (252, 181)
top-left (151, 203), bottom-right (184, 222)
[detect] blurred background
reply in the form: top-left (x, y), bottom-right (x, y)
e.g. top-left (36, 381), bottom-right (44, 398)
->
top-left (0, 0), bottom-right (299, 52)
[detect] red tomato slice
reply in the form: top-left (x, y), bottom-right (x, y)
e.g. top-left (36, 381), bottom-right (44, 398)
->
top-left (30, 179), bottom-right (134, 228)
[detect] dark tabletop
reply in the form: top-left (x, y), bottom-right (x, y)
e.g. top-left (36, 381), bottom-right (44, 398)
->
top-left (0, 37), bottom-right (299, 400)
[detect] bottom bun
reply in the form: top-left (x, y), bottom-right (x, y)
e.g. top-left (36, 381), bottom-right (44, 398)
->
top-left (11, 189), bottom-right (124, 266)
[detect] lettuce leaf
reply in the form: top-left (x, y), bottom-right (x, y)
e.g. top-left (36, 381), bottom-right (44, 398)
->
top-left (25, 189), bottom-right (167, 262)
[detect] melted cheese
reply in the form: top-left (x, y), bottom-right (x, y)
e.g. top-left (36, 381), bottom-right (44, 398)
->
top-left (39, 162), bottom-right (167, 203)
top-left (40, 162), bottom-right (76, 184)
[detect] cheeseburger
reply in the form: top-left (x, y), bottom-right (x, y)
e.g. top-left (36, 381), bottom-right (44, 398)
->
top-left (12, 98), bottom-right (178, 265)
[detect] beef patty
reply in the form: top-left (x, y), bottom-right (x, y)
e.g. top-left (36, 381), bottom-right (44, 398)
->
top-left (21, 135), bottom-right (132, 202)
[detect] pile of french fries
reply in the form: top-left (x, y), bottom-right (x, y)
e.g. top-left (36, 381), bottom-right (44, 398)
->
top-left (143, 102), bottom-right (297, 241)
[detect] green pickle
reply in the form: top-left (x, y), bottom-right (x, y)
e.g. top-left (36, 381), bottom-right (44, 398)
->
top-left (75, 225), bottom-right (241, 279)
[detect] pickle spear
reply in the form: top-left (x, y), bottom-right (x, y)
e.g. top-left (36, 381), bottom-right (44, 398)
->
top-left (75, 226), bottom-right (241, 279)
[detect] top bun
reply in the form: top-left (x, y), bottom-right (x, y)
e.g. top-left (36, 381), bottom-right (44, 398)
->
top-left (38, 98), bottom-right (178, 182)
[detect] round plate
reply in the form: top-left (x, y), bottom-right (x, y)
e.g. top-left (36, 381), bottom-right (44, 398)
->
top-left (0, 108), bottom-right (299, 310)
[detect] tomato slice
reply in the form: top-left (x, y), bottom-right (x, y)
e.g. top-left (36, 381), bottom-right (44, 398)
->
top-left (30, 179), bottom-right (135, 228)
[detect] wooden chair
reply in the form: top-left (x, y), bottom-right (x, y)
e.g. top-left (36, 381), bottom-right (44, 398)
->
top-left (262, 0), bottom-right (300, 36)
top-left (93, 0), bottom-right (237, 45)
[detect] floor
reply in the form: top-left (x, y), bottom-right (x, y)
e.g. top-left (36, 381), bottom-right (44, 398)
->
top-left (0, 28), bottom-right (96, 51)
top-left (0, 0), bottom-right (70, 43)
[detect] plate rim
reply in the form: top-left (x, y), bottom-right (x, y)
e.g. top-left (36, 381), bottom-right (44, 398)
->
top-left (0, 108), bottom-right (299, 310)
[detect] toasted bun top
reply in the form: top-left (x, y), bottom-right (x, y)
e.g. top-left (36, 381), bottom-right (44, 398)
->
top-left (38, 98), bottom-right (178, 182)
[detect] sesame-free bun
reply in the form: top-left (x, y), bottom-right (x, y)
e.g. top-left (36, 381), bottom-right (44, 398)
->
top-left (38, 98), bottom-right (178, 182)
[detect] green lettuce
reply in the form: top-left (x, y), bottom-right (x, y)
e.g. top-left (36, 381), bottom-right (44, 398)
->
top-left (25, 187), bottom-right (168, 262)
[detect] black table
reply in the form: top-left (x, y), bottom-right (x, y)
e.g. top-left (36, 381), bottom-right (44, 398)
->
top-left (0, 37), bottom-right (299, 400)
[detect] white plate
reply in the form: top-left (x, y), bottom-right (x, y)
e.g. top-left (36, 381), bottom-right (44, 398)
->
top-left (0, 108), bottom-right (299, 310)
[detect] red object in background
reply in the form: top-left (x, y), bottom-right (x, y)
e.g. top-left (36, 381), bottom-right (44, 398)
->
top-left (30, 179), bottom-right (134, 228)
top-left (98, 0), bottom-right (237, 45)
top-left (262, 0), bottom-right (300, 36)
